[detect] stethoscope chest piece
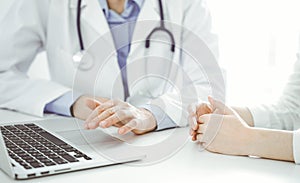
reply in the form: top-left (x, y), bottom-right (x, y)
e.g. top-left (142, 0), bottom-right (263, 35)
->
top-left (72, 50), bottom-right (94, 71)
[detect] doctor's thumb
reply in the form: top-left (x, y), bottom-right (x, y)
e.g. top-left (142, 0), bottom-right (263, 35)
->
top-left (85, 98), bottom-right (101, 110)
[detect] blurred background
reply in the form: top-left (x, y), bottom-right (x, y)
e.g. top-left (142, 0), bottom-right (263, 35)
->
top-left (0, 0), bottom-right (299, 106)
top-left (207, 0), bottom-right (300, 107)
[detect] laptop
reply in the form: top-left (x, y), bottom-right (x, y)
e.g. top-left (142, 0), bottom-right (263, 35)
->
top-left (0, 118), bottom-right (145, 180)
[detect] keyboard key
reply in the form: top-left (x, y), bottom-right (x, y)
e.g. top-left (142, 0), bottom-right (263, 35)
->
top-left (26, 159), bottom-right (37, 164)
top-left (24, 124), bottom-right (35, 127)
top-left (74, 154), bottom-right (84, 158)
top-left (1, 130), bottom-right (10, 135)
top-left (40, 149), bottom-right (51, 154)
top-left (40, 158), bottom-right (52, 163)
top-left (3, 123), bottom-right (82, 169)
top-left (39, 132), bottom-right (67, 146)
top-left (15, 158), bottom-right (24, 163)
top-left (19, 161), bottom-right (30, 168)
top-left (22, 156), bottom-right (34, 161)
top-left (30, 162), bottom-right (44, 168)
top-left (45, 162), bottom-right (56, 166)
top-left (24, 165), bottom-right (32, 169)
top-left (61, 154), bottom-right (78, 162)
top-left (17, 152), bottom-right (28, 157)
top-left (14, 125), bottom-right (28, 130)
top-left (14, 150), bottom-right (24, 154)
top-left (4, 126), bottom-right (17, 131)
top-left (84, 156), bottom-right (92, 160)
top-left (10, 154), bottom-right (18, 160)
top-left (48, 154), bottom-right (59, 159)
top-left (57, 151), bottom-right (68, 156)
top-left (60, 144), bottom-right (73, 149)
top-left (35, 156), bottom-right (47, 161)
top-left (52, 157), bottom-right (67, 164)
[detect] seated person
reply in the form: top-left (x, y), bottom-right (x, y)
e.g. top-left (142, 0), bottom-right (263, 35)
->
top-left (189, 39), bottom-right (300, 164)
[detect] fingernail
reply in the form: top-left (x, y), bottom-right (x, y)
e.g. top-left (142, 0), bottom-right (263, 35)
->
top-left (100, 121), bottom-right (107, 128)
top-left (119, 128), bottom-right (125, 134)
top-left (84, 123), bottom-right (88, 129)
top-left (88, 122), bottom-right (97, 129)
top-left (198, 117), bottom-right (203, 123)
top-left (190, 130), bottom-right (194, 136)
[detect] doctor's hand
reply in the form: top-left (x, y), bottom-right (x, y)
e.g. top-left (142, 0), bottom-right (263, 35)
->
top-left (84, 99), bottom-right (157, 135)
top-left (71, 95), bottom-right (109, 120)
top-left (191, 97), bottom-right (253, 156)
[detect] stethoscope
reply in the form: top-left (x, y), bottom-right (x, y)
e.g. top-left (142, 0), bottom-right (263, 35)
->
top-left (72, 0), bottom-right (176, 71)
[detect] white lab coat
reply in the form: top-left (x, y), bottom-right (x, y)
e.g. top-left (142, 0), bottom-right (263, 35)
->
top-left (249, 36), bottom-right (300, 164)
top-left (0, 0), bottom-right (224, 126)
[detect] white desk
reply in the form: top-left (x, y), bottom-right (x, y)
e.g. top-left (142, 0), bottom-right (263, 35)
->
top-left (0, 109), bottom-right (299, 183)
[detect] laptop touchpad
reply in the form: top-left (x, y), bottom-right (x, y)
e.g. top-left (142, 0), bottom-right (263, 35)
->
top-left (57, 129), bottom-right (119, 145)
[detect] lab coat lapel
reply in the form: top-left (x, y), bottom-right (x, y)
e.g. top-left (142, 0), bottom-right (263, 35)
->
top-left (128, 0), bottom-right (160, 59)
top-left (127, 0), bottom-right (171, 105)
top-left (82, 0), bottom-right (111, 40)
top-left (69, 0), bottom-right (115, 45)
top-left (69, 0), bottom-right (123, 99)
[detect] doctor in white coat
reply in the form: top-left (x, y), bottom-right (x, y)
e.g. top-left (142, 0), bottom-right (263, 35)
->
top-left (0, 0), bottom-right (224, 135)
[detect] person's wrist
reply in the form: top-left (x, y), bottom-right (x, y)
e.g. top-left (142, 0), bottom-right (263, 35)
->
top-left (133, 108), bottom-right (157, 135)
top-left (239, 126), bottom-right (257, 156)
top-left (247, 128), bottom-right (294, 161)
top-left (70, 95), bottom-right (85, 118)
top-left (247, 127), bottom-right (263, 157)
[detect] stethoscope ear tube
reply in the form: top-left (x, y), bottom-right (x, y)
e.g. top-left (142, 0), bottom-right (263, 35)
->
top-left (145, 27), bottom-right (176, 52)
top-left (77, 0), bottom-right (84, 51)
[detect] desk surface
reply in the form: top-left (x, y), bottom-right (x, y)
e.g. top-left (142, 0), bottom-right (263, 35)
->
top-left (0, 109), bottom-right (299, 183)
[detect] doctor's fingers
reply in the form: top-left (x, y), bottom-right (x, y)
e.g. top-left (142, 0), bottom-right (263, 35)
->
top-left (89, 107), bottom-right (124, 129)
top-left (85, 101), bottom-right (115, 124)
top-left (85, 106), bottom-right (119, 129)
top-left (118, 119), bottom-right (141, 135)
top-left (98, 110), bottom-right (134, 128)
top-left (85, 98), bottom-right (101, 110)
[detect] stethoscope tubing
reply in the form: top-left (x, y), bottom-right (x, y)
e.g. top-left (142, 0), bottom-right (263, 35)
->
top-left (77, 0), bottom-right (85, 51)
top-left (75, 0), bottom-right (176, 99)
top-left (76, 0), bottom-right (175, 53)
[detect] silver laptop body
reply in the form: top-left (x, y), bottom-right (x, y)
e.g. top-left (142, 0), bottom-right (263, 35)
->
top-left (0, 118), bottom-right (145, 180)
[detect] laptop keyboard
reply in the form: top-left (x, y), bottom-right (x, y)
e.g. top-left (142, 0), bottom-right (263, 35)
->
top-left (0, 123), bottom-right (92, 170)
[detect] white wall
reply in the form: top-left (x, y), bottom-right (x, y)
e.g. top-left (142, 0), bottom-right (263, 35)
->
top-left (208, 0), bottom-right (300, 106)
